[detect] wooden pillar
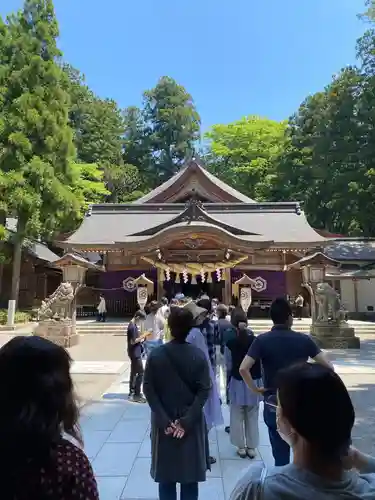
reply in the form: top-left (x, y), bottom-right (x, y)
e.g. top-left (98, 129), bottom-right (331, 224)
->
top-left (353, 279), bottom-right (359, 313)
top-left (0, 262), bottom-right (3, 297)
top-left (157, 268), bottom-right (164, 301)
top-left (223, 268), bottom-right (232, 305)
top-left (43, 273), bottom-right (48, 298)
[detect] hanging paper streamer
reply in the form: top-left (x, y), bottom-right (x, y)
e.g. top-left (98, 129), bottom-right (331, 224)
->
top-left (165, 267), bottom-right (171, 281)
top-left (191, 275), bottom-right (197, 285)
top-left (200, 268), bottom-right (205, 283)
top-left (182, 269), bottom-right (188, 284)
top-left (216, 268), bottom-right (221, 282)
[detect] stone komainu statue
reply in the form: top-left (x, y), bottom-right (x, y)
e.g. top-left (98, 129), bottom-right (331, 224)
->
top-left (315, 282), bottom-right (345, 323)
top-left (38, 282), bottom-right (75, 320)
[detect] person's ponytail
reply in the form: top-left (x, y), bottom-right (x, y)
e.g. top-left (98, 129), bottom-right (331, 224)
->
top-left (237, 321), bottom-right (249, 344)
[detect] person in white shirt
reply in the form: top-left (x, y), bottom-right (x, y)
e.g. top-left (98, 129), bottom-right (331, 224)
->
top-left (159, 297), bottom-right (169, 320)
top-left (97, 294), bottom-right (106, 322)
top-left (295, 293), bottom-right (304, 320)
top-left (144, 301), bottom-right (165, 355)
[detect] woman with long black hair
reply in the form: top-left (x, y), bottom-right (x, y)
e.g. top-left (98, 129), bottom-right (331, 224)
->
top-left (225, 311), bottom-right (261, 458)
top-left (0, 336), bottom-right (98, 499)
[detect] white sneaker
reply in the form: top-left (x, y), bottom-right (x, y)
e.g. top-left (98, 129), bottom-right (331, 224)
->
top-left (247, 448), bottom-right (256, 459)
top-left (237, 448), bottom-right (247, 458)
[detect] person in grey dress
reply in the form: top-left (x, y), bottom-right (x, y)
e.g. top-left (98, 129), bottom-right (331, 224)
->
top-left (225, 315), bottom-right (262, 459)
top-left (143, 307), bottom-right (212, 500)
top-left (230, 363), bottom-right (375, 499)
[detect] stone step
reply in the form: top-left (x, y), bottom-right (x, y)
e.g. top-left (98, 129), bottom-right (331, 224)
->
top-left (77, 322), bottom-right (375, 336)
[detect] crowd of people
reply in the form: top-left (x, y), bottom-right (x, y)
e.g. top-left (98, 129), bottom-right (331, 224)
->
top-left (1, 294), bottom-right (375, 499)
top-left (129, 293), bottom-right (375, 500)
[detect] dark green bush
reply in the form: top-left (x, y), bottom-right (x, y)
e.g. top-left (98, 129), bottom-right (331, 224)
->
top-left (0, 309), bottom-right (31, 325)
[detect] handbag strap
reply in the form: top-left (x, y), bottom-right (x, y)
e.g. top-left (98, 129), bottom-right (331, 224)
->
top-left (164, 345), bottom-right (196, 397)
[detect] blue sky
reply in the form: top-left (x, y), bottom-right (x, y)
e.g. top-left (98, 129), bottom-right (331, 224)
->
top-left (1, 0), bottom-right (366, 131)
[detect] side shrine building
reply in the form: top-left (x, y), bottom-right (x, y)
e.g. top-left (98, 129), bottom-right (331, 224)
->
top-left (62, 159), bottom-right (327, 316)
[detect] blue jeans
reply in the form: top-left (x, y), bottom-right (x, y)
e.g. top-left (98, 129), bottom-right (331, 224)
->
top-left (263, 401), bottom-right (290, 466)
top-left (159, 482), bottom-right (198, 500)
top-left (145, 339), bottom-right (162, 355)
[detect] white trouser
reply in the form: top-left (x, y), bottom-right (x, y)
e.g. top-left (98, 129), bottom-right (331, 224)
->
top-left (229, 404), bottom-right (259, 449)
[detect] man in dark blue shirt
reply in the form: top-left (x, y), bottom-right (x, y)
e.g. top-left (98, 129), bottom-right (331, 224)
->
top-left (240, 297), bottom-right (333, 466)
top-left (127, 309), bottom-right (147, 403)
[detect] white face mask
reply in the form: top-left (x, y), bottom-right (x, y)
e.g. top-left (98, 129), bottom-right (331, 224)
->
top-left (276, 408), bottom-right (296, 447)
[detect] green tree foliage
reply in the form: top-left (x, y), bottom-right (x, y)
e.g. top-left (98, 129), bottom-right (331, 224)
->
top-left (273, 68), bottom-right (365, 234)
top-left (71, 162), bottom-right (110, 215)
top-left (122, 106), bottom-right (151, 172)
top-left (0, 0), bottom-right (80, 302)
top-left (205, 116), bottom-right (286, 201)
top-left (65, 66), bottom-right (144, 202)
top-left (105, 163), bottom-right (144, 203)
top-left (271, 1), bottom-right (375, 237)
top-left (143, 76), bottom-right (201, 186)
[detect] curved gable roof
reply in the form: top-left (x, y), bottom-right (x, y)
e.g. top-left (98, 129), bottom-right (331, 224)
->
top-left (134, 159), bottom-right (255, 204)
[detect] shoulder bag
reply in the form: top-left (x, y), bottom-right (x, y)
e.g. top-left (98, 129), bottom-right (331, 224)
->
top-left (164, 344), bottom-right (196, 397)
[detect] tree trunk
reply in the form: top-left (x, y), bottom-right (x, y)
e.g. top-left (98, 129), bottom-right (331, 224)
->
top-left (10, 218), bottom-right (26, 308)
top-left (0, 211), bottom-right (6, 298)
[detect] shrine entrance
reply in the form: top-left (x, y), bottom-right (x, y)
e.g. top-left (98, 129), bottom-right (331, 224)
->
top-left (162, 273), bottom-right (224, 301)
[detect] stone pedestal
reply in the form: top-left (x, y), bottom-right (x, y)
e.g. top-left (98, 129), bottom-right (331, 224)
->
top-left (34, 319), bottom-right (79, 348)
top-left (310, 322), bottom-right (360, 349)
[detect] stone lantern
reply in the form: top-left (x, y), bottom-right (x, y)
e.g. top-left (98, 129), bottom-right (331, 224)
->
top-left (35, 253), bottom-right (103, 347)
top-left (288, 252), bottom-right (360, 349)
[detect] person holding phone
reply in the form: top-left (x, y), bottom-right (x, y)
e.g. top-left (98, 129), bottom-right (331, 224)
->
top-left (127, 309), bottom-right (147, 403)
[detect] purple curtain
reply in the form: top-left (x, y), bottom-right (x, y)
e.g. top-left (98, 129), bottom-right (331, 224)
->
top-left (98, 269), bottom-right (157, 300)
top-left (230, 269), bottom-right (286, 299)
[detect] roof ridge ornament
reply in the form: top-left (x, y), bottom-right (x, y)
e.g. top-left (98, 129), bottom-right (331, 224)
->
top-left (183, 190), bottom-right (205, 222)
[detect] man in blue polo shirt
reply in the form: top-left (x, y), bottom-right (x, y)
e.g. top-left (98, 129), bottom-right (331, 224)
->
top-left (239, 297), bottom-right (333, 466)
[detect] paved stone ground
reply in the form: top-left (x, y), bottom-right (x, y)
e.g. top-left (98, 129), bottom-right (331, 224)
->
top-left (328, 336), bottom-right (375, 456)
top-left (69, 335), bottom-right (127, 406)
top-left (79, 334), bottom-right (375, 499)
top-left (81, 363), bottom-right (271, 500)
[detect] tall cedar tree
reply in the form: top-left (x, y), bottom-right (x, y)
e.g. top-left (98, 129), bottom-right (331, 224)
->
top-left (143, 76), bottom-right (201, 186)
top-left (273, 68), bottom-right (364, 234)
top-left (0, 0), bottom-right (79, 304)
top-left (65, 66), bottom-right (142, 202)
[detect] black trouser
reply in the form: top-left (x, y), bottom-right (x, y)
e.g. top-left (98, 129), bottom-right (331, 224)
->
top-left (159, 482), bottom-right (198, 500)
top-left (129, 357), bottom-right (144, 396)
top-left (97, 312), bottom-right (106, 322)
top-left (296, 306), bottom-right (303, 319)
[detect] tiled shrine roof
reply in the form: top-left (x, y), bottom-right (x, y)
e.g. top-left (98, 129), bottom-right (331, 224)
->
top-left (63, 201), bottom-right (325, 248)
top-left (324, 239), bottom-right (375, 261)
top-left (6, 218), bottom-right (60, 264)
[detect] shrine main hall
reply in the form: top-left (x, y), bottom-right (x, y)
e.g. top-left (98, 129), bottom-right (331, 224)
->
top-left (62, 159), bottom-right (327, 316)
